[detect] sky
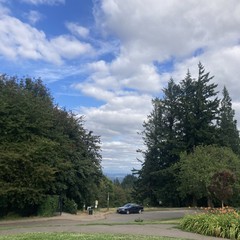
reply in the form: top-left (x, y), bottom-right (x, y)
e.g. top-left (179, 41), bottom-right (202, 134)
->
top-left (0, 0), bottom-right (240, 176)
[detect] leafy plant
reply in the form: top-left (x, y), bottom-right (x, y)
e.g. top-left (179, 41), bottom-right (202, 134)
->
top-left (135, 217), bottom-right (143, 222)
top-left (208, 170), bottom-right (236, 208)
top-left (63, 198), bottom-right (78, 214)
top-left (37, 195), bottom-right (59, 217)
top-left (180, 207), bottom-right (240, 239)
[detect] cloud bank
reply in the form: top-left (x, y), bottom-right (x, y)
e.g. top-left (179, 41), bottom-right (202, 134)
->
top-left (0, 0), bottom-right (240, 174)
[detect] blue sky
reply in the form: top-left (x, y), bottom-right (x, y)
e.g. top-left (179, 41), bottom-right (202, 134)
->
top-left (1, 0), bottom-right (240, 175)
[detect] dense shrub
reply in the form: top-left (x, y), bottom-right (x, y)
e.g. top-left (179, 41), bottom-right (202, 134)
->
top-left (63, 198), bottom-right (78, 214)
top-left (38, 195), bottom-right (59, 217)
top-left (180, 207), bottom-right (240, 239)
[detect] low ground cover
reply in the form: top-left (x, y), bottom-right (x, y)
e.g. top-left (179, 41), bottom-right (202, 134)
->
top-left (0, 233), bottom-right (186, 240)
top-left (180, 207), bottom-right (240, 239)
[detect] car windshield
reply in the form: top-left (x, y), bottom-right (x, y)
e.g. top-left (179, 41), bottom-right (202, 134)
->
top-left (123, 204), bottom-right (132, 207)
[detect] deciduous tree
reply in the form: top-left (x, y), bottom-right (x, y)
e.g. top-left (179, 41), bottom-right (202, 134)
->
top-left (177, 145), bottom-right (240, 207)
top-left (0, 75), bottom-right (103, 216)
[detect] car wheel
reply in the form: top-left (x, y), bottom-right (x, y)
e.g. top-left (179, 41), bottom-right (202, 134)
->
top-left (138, 209), bottom-right (142, 214)
top-left (126, 210), bottom-right (130, 214)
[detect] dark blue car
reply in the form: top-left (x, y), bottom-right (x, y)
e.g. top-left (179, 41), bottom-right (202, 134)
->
top-left (117, 203), bottom-right (144, 214)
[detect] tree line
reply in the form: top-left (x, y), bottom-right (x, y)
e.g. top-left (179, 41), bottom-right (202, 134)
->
top-left (1, 62), bottom-right (239, 216)
top-left (135, 63), bottom-right (240, 207)
top-left (0, 74), bottom-right (138, 217)
top-left (0, 75), bottom-right (104, 216)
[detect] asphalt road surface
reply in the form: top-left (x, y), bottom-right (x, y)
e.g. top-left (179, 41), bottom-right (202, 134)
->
top-left (99, 209), bottom-right (194, 223)
top-left (0, 209), bottom-right (226, 240)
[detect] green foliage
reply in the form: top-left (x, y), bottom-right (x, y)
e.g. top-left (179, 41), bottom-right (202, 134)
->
top-left (121, 174), bottom-right (137, 189)
top-left (217, 86), bottom-right (240, 154)
top-left (38, 195), bottom-right (59, 217)
top-left (63, 198), bottom-right (78, 214)
top-left (95, 176), bottom-right (113, 208)
top-left (0, 233), bottom-right (186, 240)
top-left (178, 63), bottom-right (219, 152)
top-left (95, 175), bottom-right (140, 208)
top-left (121, 174), bottom-right (138, 203)
top-left (0, 74), bottom-right (103, 216)
top-left (177, 145), bottom-right (240, 206)
top-left (180, 208), bottom-right (240, 239)
top-left (136, 94), bottom-right (181, 206)
top-left (134, 217), bottom-right (144, 222)
top-left (136, 63), bottom-right (240, 207)
top-left (209, 170), bottom-right (236, 208)
top-left (111, 184), bottom-right (128, 207)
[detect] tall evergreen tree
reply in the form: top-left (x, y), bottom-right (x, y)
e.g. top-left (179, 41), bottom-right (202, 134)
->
top-left (217, 86), bottom-right (240, 154)
top-left (178, 63), bottom-right (219, 152)
top-left (136, 63), bottom-right (221, 206)
top-left (136, 79), bottom-right (182, 206)
top-left (136, 99), bottom-right (165, 205)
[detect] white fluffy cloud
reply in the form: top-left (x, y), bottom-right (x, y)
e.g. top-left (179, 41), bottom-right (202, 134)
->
top-left (66, 22), bottom-right (90, 39)
top-left (1, 0), bottom-right (240, 174)
top-left (75, 0), bottom-right (240, 173)
top-left (50, 35), bottom-right (93, 59)
top-left (26, 10), bottom-right (42, 24)
top-left (0, 14), bottom-right (94, 64)
top-left (85, 0), bottom-right (240, 99)
top-left (79, 94), bottom-right (152, 173)
top-left (93, 0), bottom-right (240, 90)
top-left (97, 0), bottom-right (240, 58)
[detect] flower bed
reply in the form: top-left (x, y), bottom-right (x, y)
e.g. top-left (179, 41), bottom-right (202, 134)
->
top-left (180, 207), bottom-right (240, 239)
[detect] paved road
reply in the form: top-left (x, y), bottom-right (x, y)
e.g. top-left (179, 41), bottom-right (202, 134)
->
top-left (0, 210), bottom-right (227, 240)
top-left (98, 209), bottom-right (195, 223)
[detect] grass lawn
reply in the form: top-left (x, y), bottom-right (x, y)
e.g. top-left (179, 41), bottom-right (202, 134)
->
top-left (0, 233), bottom-right (187, 240)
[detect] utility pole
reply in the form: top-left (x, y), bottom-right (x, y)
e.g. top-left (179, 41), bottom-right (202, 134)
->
top-left (107, 192), bottom-right (109, 211)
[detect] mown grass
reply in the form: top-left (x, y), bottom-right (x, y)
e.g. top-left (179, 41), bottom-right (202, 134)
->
top-left (0, 233), bottom-right (186, 240)
top-left (180, 207), bottom-right (240, 239)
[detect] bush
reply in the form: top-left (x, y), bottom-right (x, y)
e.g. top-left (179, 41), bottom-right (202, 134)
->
top-left (63, 198), bottom-right (78, 214)
top-left (180, 207), bottom-right (240, 239)
top-left (38, 195), bottom-right (59, 217)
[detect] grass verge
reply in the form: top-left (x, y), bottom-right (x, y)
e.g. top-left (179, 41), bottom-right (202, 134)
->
top-left (0, 232), bottom-right (187, 240)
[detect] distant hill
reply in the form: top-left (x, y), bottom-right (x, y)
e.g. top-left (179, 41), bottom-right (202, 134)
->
top-left (104, 172), bottom-right (128, 182)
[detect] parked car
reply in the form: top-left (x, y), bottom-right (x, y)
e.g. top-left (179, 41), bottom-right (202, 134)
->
top-left (117, 203), bottom-right (144, 214)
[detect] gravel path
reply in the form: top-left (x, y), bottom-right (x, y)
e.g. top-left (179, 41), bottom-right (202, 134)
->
top-left (0, 211), bottom-right (227, 240)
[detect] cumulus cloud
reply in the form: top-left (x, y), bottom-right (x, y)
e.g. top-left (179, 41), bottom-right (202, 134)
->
top-left (66, 22), bottom-right (90, 38)
top-left (160, 45), bottom-right (240, 102)
top-left (91, 0), bottom-right (240, 93)
top-left (97, 0), bottom-right (240, 59)
top-left (26, 10), bottom-right (42, 24)
top-left (50, 35), bottom-right (94, 59)
top-left (1, 0), bottom-right (240, 174)
top-left (79, 94), bottom-right (152, 173)
top-left (0, 14), bottom-right (94, 64)
top-left (76, 0), bottom-right (240, 173)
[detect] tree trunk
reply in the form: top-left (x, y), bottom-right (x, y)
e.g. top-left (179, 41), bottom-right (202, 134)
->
top-left (207, 197), bottom-right (214, 208)
top-left (192, 196), bottom-right (197, 207)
